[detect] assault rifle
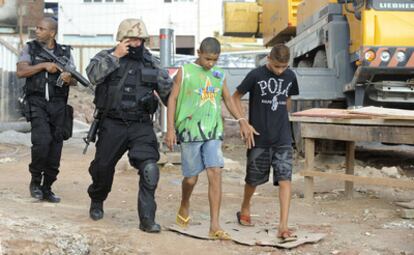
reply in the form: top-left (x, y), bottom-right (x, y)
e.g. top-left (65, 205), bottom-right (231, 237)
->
top-left (33, 40), bottom-right (91, 88)
top-left (83, 109), bottom-right (100, 154)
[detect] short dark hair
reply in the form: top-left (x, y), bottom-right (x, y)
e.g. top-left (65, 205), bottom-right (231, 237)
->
top-left (199, 37), bottom-right (221, 54)
top-left (269, 44), bottom-right (290, 63)
top-left (43, 17), bottom-right (58, 33)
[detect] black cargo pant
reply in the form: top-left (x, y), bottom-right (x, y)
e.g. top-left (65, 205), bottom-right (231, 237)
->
top-left (88, 117), bottom-right (160, 223)
top-left (28, 96), bottom-right (66, 189)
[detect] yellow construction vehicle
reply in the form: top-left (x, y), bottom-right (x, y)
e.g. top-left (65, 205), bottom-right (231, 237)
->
top-left (263, 0), bottom-right (414, 108)
top-left (223, 1), bottom-right (263, 37)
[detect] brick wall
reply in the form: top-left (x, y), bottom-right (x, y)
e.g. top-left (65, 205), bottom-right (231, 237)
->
top-left (19, 0), bottom-right (44, 31)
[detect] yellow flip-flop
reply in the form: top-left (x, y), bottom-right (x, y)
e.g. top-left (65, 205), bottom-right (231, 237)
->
top-left (208, 230), bottom-right (231, 240)
top-left (176, 213), bottom-right (191, 228)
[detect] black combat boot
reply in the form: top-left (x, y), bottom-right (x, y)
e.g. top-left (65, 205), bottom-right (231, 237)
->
top-left (89, 201), bottom-right (104, 221)
top-left (139, 220), bottom-right (161, 233)
top-left (29, 175), bottom-right (43, 200)
top-left (42, 187), bottom-right (61, 203)
top-left (41, 176), bottom-right (60, 203)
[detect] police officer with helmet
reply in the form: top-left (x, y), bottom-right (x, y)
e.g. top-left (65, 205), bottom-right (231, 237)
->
top-left (86, 18), bottom-right (172, 233)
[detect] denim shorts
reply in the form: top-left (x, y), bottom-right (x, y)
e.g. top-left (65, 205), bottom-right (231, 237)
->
top-left (245, 145), bottom-right (293, 186)
top-left (180, 140), bottom-right (224, 177)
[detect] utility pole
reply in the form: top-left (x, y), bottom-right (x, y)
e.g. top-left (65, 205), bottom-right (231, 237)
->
top-left (159, 28), bottom-right (174, 135)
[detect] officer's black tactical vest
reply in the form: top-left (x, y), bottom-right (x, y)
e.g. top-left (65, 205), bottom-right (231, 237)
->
top-left (25, 41), bottom-right (71, 98)
top-left (94, 50), bottom-right (159, 117)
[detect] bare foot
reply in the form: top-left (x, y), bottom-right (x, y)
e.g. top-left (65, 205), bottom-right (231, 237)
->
top-left (178, 205), bottom-right (189, 219)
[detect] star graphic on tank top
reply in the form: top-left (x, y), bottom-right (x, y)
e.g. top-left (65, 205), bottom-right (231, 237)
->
top-left (194, 77), bottom-right (220, 107)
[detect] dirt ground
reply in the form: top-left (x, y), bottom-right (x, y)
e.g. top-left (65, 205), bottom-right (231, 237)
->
top-left (0, 138), bottom-right (413, 255)
top-left (0, 88), bottom-right (413, 255)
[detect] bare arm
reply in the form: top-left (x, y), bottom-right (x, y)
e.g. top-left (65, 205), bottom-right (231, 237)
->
top-left (16, 61), bottom-right (60, 78)
top-left (165, 68), bottom-right (183, 151)
top-left (222, 80), bottom-right (245, 120)
top-left (287, 97), bottom-right (292, 112)
top-left (223, 80), bottom-right (258, 148)
top-left (231, 89), bottom-right (246, 118)
top-left (18, 62), bottom-right (76, 87)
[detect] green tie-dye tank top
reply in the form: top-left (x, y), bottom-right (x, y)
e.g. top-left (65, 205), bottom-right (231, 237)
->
top-left (175, 63), bottom-right (225, 142)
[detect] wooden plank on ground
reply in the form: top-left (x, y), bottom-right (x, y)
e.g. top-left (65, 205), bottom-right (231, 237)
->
top-left (300, 123), bottom-right (414, 144)
top-left (300, 170), bottom-right (414, 189)
top-left (168, 221), bottom-right (326, 248)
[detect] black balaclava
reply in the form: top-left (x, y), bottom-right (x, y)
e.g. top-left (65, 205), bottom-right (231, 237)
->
top-left (127, 43), bottom-right (144, 61)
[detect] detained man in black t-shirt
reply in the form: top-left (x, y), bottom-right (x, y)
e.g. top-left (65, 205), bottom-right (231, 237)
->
top-left (232, 44), bottom-right (299, 242)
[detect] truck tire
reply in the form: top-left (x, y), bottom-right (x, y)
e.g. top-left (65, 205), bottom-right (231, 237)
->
top-left (313, 50), bottom-right (328, 68)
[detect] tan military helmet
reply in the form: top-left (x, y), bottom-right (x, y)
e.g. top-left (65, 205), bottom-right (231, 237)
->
top-left (116, 18), bottom-right (149, 41)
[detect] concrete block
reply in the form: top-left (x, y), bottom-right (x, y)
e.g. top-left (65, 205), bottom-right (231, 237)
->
top-left (401, 209), bottom-right (414, 219)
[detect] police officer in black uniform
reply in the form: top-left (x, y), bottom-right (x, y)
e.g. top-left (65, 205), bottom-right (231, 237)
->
top-left (86, 18), bottom-right (172, 233)
top-left (16, 17), bottom-right (77, 203)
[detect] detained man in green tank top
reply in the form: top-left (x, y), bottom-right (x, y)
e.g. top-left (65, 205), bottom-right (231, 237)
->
top-left (165, 37), bottom-right (257, 240)
top-left (174, 59), bottom-right (224, 142)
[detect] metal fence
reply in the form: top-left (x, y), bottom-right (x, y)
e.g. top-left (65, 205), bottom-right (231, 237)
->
top-left (0, 37), bottom-right (24, 121)
top-left (0, 37), bottom-right (19, 72)
top-left (0, 69), bottom-right (23, 121)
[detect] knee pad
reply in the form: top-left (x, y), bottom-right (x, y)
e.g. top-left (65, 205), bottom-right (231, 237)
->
top-left (141, 162), bottom-right (159, 188)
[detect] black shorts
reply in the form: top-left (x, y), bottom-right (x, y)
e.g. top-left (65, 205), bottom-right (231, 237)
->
top-left (245, 145), bottom-right (293, 186)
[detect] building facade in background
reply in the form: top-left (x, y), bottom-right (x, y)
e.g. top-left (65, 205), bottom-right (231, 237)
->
top-left (57, 0), bottom-right (225, 54)
top-left (0, 0), bottom-right (44, 34)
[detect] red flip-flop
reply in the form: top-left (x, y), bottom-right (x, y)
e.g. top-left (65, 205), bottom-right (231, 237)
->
top-left (277, 230), bottom-right (298, 243)
top-left (236, 211), bottom-right (254, 226)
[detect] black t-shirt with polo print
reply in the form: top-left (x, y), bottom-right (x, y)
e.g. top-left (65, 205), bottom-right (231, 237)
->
top-left (236, 65), bottom-right (299, 147)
